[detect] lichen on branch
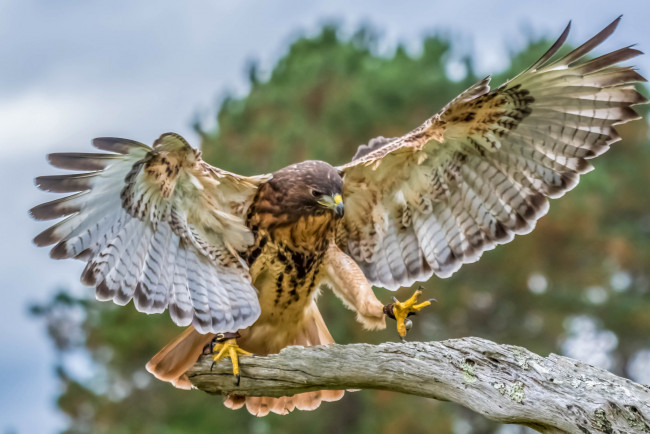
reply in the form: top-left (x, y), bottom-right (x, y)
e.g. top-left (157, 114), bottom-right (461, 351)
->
top-left (187, 337), bottom-right (650, 434)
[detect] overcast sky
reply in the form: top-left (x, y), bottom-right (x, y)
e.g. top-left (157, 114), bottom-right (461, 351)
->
top-left (1, 1), bottom-right (648, 432)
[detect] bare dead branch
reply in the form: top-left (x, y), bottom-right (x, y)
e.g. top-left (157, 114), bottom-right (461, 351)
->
top-left (187, 337), bottom-right (650, 433)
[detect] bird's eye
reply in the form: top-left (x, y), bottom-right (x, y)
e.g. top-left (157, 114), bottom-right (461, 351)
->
top-left (310, 189), bottom-right (323, 197)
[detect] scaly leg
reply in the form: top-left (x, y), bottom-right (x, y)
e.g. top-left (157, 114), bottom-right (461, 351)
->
top-left (383, 286), bottom-right (436, 342)
top-left (210, 332), bottom-right (252, 386)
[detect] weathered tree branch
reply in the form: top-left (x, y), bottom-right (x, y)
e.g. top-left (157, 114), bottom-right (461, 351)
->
top-left (188, 337), bottom-right (650, 433)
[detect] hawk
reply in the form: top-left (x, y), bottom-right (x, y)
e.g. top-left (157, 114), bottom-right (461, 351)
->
top-left (31, 17), bottom-right (646, 416)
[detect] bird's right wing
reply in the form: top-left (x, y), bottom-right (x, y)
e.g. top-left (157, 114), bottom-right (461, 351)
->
top-left (31, 133), bottom-right (270, 334)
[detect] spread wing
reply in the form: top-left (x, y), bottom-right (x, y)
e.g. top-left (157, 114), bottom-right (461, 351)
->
top-left (337, 17), bottom-right (647, 290)
top-left (31, 132), bottom-right (270, 333)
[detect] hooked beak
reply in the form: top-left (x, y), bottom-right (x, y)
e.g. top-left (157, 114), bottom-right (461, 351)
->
top-left (318, 193), bottom-right (345, 217)
top-left (333, 194), bottom-right (345, 217)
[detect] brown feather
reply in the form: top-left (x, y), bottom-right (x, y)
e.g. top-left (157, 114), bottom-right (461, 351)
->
top-left (35, 173), bottom-right (95, 193)
top-left (527, 21), bottom-right (571, 72)
top-left (29, 192), bottom-right (85, 220)
top-left (92, 137), bottom-right (149, 154)
top-left (47, 152), bottom-right (121, 171)
top-left (560, 16), bottom-right (621, 66)
top-left (145, 326), bottom-right (215, 386)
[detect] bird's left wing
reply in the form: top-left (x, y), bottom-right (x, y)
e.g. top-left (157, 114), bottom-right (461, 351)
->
top-left (31, 133), bottom-right (270, 333)
top-left (337, 18), bottom-right (647, 290)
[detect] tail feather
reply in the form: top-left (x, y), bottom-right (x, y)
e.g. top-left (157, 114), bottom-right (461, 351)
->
top-left (230, 390), bottom-right (345, 417)
top-left (238, 303), bottom-right (344, 416)
top-left (146, 326), bottom-right (214, 389)
top-left (147, 303), bottom-right (345, 415)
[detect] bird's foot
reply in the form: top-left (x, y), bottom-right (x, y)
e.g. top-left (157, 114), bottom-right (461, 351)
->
top-left (210, 332), bottom-right (251, 386)
top-left (383, 287), bottom-right (436, 342)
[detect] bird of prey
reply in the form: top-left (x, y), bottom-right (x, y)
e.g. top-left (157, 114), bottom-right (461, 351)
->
top-left (31, 17), bottom-right (646, 416)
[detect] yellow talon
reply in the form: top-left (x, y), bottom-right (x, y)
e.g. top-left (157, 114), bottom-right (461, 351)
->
top-left (211, 337), bottom-right (252, 386)
top-left (388, 289), bottom-right (435, 341)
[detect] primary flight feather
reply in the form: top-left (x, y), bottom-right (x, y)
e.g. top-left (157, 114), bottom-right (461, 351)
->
top-left (31, 17), bottom-right (647, 416)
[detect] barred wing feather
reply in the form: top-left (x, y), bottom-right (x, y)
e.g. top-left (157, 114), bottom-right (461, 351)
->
top-left (31, 133), bottom-right (267, 334)
top-left (338, 17), bottom-right (647, 290)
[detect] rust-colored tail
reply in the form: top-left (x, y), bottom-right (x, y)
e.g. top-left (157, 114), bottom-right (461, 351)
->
top-left (146, 303), bottom-right (344, 415)
top-left (227, 303), bottom-right (344, 416)
top-left (146, 326), bottom-right (215, 390)
top-left (224, 390), bottom-right (345, 416)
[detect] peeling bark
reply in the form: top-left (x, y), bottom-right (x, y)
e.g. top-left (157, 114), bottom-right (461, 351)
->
top-left (187, 337), bottom-right (650, 433)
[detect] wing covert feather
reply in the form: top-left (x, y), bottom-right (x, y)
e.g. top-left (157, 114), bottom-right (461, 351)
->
top-left (338, 17), bottom-right (647, 290)
top-left (32, 133), bottom-right (269, 333)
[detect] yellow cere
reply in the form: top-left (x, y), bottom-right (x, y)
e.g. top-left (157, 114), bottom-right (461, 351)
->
top-left (334, 194), bottom-right (343, 204)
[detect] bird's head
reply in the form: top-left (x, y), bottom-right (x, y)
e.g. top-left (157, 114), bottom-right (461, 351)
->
top-left (268, 161), bottom-right (344, 220)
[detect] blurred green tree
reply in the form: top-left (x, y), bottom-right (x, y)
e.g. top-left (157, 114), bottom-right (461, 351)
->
top-left (33, 23), bottom-right (649, 434)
